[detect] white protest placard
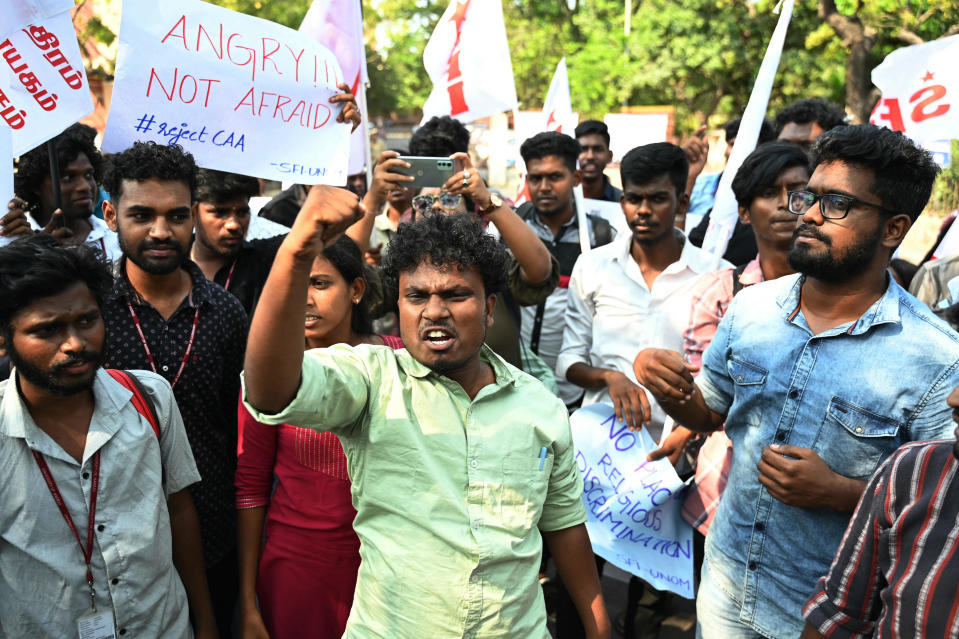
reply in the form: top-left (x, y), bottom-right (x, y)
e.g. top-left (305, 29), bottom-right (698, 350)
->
top-left (0, 63), bottom-right (12, 210)
top-left (570, 403), bottom-right (694, 599)
top-left (1, 10), bottom-right (94, 156)
top-left (1, 0), bottom-right (75, 38)
top-left (103, 0), bottom-right (351, 185)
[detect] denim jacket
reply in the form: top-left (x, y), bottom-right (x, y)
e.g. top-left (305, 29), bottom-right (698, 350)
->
top-left (697, 273), bottom-right (959, 638)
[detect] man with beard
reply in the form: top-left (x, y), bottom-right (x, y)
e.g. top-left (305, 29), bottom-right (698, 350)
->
top-left (3, 123), bottom-right (121, 259)
top-left (243, 203), bottom-right (610, 639)
top-left (801, 383), bottom-right (959, 638)
top-left (100, 142), bottom-right (248, 635)
top-left (517, 131), bottom-right (614, 405)
top-left (632, 125), bottom-right (959, 638)
top-left (0, 236), bottom-right (216, 638)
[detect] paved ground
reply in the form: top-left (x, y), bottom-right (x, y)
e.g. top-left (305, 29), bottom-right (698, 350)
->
top-left (547, 565), bottom-right (696, 639)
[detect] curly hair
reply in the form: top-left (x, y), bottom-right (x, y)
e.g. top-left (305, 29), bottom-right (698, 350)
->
top-left (810, 124), bottom-right (940, 222)
top-left (520, 131), bottom-right (580, 173)
top-left (195, 169), bottom-right (259, 204)
top-left (14, 123), bottom-right (103, 209)
top-left (774, 98), bottom-right (847, 133)
top-left (409, 116), bottom-right (470, 157)
top-left (0, 235), bottom-right (113, 336)
top-left (102, 141), bottom-right (198, 203)
top-left (620, 142), bottom-right (689, 194)
top-left (382, 212), bottom-right (508, 298)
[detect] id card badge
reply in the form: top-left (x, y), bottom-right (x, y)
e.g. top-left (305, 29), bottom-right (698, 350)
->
top-left (77, 610), bottom-right (116, 639)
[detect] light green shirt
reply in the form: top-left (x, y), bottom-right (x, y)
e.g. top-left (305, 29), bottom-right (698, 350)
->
top-left (242, 343), bottom-right (586, 638)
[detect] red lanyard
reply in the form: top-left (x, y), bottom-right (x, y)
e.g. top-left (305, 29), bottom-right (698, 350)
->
top-left (223, 259), bottom-right (237, 291)
top-left (99, 238), bottom-right (106, 255)
top-left (125, 299), bottom-right (200, 388)
top-left (32, 450), bottom-right (101, 610)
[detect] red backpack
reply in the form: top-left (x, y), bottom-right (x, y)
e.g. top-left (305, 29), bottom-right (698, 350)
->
top-left (105, 369), bottom-right (161, 438)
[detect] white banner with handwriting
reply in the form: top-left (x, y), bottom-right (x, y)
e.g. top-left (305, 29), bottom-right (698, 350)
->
top-left (104, 0), bottom-right (351, 185)
top-left (570, 403), bottom-right (694, 598)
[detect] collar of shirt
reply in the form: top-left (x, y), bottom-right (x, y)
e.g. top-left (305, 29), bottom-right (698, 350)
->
top-left (777, 273), bottom-right (903, 336)
top-left (375, 211), bottom-right (401, 233)
top-left (0, 368), bottom-right (131, 465)
top-left (610, 228), bottom-right (717, 278)
top-left (396, 343), bottom-right (518, 388)
top-left (739, 256), bottom-right (765, 287)
top-left (112, 257), bottom-right (213, 310)
top-left (600, 176), bottom-right (623, 202)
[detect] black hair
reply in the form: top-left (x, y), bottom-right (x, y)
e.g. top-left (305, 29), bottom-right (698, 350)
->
top-left (14, 123), bottom-right (103, 211)
top-left (409, 116), bottom-right (470, 156)
top-left (0, 235), bottom-right (113, 337)
top-left (889, 258), bottom-right (919, 290)
top-left (319, 235), bottom-right (373, 335)
top-left (619, 142), bottom-right (689, 194)
top-left (519, 131), bottom-right (580, 173)
top-left (774, 98), bottom-right (847, 133)
top-left (101, 141), bottom-right (198, 203)
top-left (382, 212), bottom-right (507, 297)
top-left (574, 120), bottom-right (611, 148)
top-left (723, 117), bottom-right (777, 145)
top-left (809, 124), bottom-right (940, 222)
top-left (732, 142), bottom-right (810, 209)
top-left (195, 169), bottom-right (259, 204)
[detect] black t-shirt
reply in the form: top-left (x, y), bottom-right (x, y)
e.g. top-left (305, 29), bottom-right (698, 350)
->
top-left (688, 212), bottom-right (758, 267)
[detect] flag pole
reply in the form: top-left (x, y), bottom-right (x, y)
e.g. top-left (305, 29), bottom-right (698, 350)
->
top-left (46, 140), bottom-right (63, 220)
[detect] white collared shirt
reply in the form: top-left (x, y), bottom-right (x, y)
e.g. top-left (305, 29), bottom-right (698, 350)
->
top-left (556, 232), bottom-right (730, 438)
top-left (0, 368), bottom-right (200, 638)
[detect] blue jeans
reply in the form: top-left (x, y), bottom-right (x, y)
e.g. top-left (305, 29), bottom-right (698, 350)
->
top-left (696, 558), bottom-right (768, 639)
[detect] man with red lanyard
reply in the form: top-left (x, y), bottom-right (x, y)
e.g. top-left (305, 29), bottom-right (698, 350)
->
top-left (99, 142), bottom-right (248, 636)
top-left (0, 236), bottom-right (215, 638)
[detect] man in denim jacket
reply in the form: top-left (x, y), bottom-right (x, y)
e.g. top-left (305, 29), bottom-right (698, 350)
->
top-left (633, 124), bottom-right (959, 638)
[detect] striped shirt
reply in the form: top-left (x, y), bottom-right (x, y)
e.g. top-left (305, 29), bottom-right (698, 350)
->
top-left (803, 439), bottom-right (959, 639)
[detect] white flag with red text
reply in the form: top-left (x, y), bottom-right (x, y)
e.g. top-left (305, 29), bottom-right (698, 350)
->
top-left (299, 0), bottom-right (369, 175)
top-left (542, 58), bottom-right (575, 134)
top-left (1, 0), bottom-right (73, 39)
top-left (421, 0), bottom-right (517, 124)
top-left (870, 34), bottom-right (958, 160)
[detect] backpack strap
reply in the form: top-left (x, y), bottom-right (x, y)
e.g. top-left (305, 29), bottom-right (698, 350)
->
top-left (106, 369), bottom-right (161, 439)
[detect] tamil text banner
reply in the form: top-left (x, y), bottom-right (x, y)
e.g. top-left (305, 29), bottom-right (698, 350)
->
top-left (1, 10), bottom-right (94, 155)
top-left (871, 34), bottom-right (958, 156)
top-left (570, 403), bottom-right (694, 598)
top-left (103, 0), bottom-right (351, 185)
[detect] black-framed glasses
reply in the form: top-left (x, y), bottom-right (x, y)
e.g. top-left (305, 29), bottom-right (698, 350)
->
top-left (787, 189), bottom-right (897, 220)
top-left (412, 193), bottom-right (463, 215)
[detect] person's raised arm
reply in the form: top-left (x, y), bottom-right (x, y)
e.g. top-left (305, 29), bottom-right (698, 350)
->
top-left (244, 186), bottom-right (364, 414)
top-left (349, 150), bottom-right (415, 252)
top-left (444, 152), bottom-right (552, 284)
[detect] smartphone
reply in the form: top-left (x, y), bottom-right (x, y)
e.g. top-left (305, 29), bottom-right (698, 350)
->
top-left (391, 156), bottom-right (456, 189)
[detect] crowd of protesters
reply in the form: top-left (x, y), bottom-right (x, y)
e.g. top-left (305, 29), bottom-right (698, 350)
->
top-left (2, 88), bottom-right (959, 639)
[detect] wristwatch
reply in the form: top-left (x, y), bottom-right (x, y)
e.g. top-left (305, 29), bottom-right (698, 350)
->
top-left (481, 192), bottom-right (504, 215)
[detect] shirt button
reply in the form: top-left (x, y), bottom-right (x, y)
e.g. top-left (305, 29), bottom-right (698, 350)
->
top-left (112, 578), bottom-right (119, 585)
top-left (775, 432), bottom-right (786, 441)
top-left (162, 365), bottom-right (170, 372)
top-left (788, 389), bottom-right (799, 399)
top-left (755, 522), bottom-right (765, 532)
top-left (97, 524), bottom-right (105, 532)
top-left (470, 574), bottom-right (478, 583)
top-left (737, 375), bottom-right (743, 382)
top-left (470, 459), bottom-right (478, 469)
top-left (748, 561), bottom-right (757, 570)
top-left (82, 472), bottom-right (90, 479)
top-left (855, 427), bottom-right (864, 434)
top-left (119, 630), bottom-right (126, 636)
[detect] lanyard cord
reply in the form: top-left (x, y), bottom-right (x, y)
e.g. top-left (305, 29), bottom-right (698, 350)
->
top-left (125, 300), bottom-right (200, 388)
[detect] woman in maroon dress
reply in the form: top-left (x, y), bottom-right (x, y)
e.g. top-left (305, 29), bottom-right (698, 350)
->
top-left (236, 236), bottom-right (402, 639)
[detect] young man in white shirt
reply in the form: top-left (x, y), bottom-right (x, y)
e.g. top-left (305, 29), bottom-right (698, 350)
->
top-left (557, 142), bottom-right (729, 440)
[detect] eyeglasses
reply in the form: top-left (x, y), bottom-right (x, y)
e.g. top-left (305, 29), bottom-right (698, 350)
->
top-left (412, 193), bottom-right (463, 215)
top-left (786, 189), bottom-right (897, 220)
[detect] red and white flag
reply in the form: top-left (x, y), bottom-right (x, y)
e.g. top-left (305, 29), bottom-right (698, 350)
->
top-left (870, 34), bottom-right (958, 155)
top-left (542, 57), bottom-right (575, 134)
top-left (421, 0), bottom-right (517, 124)
top-left (299, 0), bottom-right (369, 175)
